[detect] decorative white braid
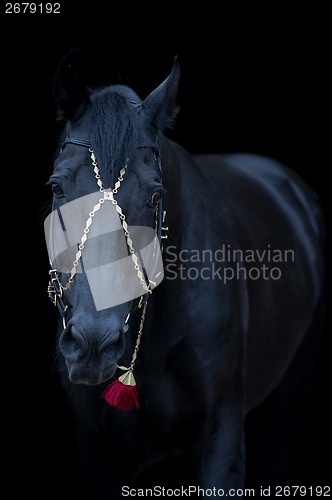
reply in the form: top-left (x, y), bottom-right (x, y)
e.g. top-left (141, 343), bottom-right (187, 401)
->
top-left (62, 148), bottom-right (151, 295)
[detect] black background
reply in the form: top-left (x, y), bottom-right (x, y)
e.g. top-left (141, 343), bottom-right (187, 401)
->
top-left (2, 4), bottom-right (330, 496)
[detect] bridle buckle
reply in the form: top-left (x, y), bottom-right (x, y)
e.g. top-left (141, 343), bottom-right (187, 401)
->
top-left (47, 267), bottom-right (69, 317)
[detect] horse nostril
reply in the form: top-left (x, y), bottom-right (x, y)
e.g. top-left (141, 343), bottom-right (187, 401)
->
top-left (101, 330), bottom-right (125, 360)
top-left (59, 326), bottom-right (82, 357)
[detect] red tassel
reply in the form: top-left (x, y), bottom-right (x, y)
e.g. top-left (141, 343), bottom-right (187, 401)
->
top-left (102, 371), bottom-right (139, 410)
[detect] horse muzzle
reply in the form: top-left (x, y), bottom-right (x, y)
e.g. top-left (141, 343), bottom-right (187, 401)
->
top-left (59, 322), bottom-right (126, 385)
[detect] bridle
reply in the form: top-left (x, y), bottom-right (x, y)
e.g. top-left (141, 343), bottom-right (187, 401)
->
top-left (47, 137), bottom-right (168, 325)
top-left (46, 136), bottom-right (169, 408)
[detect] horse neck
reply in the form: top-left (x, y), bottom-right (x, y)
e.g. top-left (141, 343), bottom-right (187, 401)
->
top-left (160, 135), bottom-right (207, 240)
top-left (159, 137), bottom-right (182, 226)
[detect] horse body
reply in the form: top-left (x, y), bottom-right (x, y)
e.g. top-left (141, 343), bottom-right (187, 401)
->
top-left (47, 50), bottom-right (326, 499)
top-left (192, 150), bottom-right (325, 408)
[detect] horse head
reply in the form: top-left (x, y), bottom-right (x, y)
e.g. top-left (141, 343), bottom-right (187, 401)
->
top-left (45, 49), bottom-right (180, 387)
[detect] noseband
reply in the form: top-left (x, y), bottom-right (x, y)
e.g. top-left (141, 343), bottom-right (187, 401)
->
top-left (47, 137), bottom-right (168, 321)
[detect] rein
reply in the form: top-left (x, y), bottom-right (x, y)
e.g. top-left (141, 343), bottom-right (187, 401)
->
top-left (47, 137), bottom-right (168, 410)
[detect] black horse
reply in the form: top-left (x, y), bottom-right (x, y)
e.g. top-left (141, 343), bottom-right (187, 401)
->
top-left (45, 49), bottom-right (326, 499)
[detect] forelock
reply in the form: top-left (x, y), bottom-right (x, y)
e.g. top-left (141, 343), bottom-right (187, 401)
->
top-left (84, 86), bottom-right (144, 186)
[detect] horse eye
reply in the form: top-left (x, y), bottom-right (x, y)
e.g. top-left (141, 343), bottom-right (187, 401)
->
top-left (51, 183), bottom-right (64, 197)
top-left (148, 191), bottom-right (162, 207)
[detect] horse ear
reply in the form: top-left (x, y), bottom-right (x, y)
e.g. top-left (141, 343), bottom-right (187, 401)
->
top-left (142, 56), bottom-right (180, 131)
top-left (53, 48), bottom-right (90, 121)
